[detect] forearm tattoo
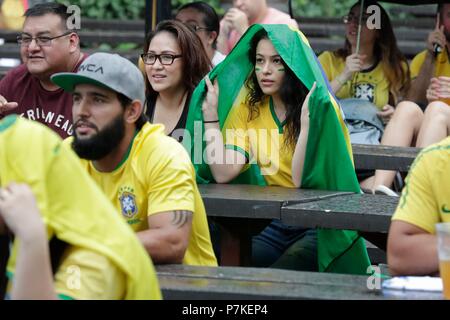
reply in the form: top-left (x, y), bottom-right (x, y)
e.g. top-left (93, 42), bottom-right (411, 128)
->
top-left (171, 210), bottom-right (192, 228)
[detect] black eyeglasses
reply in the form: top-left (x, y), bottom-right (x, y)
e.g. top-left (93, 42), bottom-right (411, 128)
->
top-left (17, 31), bottom-right (73, 47)
top-left (185, 24), bottom-right (209, 33)
top-left (342, 14), bottom-right (370, 24)
top-left (141, 53), bottom-right (182, 65)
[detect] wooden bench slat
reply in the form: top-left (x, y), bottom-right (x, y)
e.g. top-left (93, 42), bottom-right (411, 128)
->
top-left (156, 265), bottom-right (443, 300)
top-left (352, 144), bottom-right (420, 172)
top-left (281, 193), bottom-right (399, 233)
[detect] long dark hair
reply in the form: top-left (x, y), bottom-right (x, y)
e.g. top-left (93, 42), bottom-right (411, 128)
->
top-left (143, 20), bottom-right (211, 102)
top-left (335, 0), bottom-right (410, 104)
top-left (245, 30), bottom-right (309, 149)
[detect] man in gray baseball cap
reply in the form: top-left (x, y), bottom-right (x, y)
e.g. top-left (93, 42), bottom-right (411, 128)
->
top-left (51, 52), bottom-right (217, 267)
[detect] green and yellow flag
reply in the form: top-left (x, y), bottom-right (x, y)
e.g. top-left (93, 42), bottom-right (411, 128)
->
top-left (184, 24), bottom-right (370, 274)
top-left (0, 116), bottom-right (161, 299)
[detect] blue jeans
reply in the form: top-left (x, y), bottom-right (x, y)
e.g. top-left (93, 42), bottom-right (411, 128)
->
top-left (252, 219), bottom-right (318, 271)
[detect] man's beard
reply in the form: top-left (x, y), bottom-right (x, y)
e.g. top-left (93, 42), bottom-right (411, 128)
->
top-left (72, 113), bottom-right (126, 160)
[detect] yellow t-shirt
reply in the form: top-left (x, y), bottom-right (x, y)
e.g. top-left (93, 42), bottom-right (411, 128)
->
top-left (392, 137), bottom-right (450, 233)
top-left (7, 246), bottom-right (126, 300)
top-left (1, 116), bottom-right (161, 300)
top-left (319, 51), bottom-right (391, 109)
top-left (224, 96), bottom-right (295, 188)
top-left (66, 122), bottom-right (217, 266)
top-left (0, 0), bottom-right (25, 30)
top-left (410, 49), bottom-right (450, 79)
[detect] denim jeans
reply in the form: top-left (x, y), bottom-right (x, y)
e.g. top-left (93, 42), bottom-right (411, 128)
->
top-left (252, 219), bottom-right (318, 271)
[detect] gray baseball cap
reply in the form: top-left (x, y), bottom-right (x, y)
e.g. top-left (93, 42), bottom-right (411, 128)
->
top-left (51, 52), bottom-right (145, 104)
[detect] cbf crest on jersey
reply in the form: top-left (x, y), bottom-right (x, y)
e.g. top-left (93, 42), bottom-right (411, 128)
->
top-left (118, 186), bottom-right (138, 218)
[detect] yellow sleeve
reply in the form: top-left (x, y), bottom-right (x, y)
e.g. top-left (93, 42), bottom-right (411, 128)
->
top-left (410, 51), bottom-right (427, 80)
top-left (223, 101), bottom-right (250, 159)
top-left (318, 51), bottom-right (335, 82)
top-left (54, 246), bottom-right (126, 300)
top-left (145, 139), bottom-right (197, 216)
top-left (392, 151), bottom-right (440, 234)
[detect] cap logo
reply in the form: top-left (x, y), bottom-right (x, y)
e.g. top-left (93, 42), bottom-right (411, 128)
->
top-left (79, 64), bottom-right (104, 74)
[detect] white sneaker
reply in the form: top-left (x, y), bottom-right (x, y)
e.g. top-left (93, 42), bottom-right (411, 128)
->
top-left (374, 185), bottom-right (399, 197)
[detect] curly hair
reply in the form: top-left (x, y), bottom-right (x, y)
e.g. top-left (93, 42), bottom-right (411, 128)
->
top-left (245, 30), bottom-right (309, 149)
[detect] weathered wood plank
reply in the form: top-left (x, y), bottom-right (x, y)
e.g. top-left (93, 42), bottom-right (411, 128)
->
top-left (156, 264), bottom-right (443, 300)
top-left (281, 193), bottom-right (399, 233)
top-left (199, 184), bottom-right (353, 219)
top-left (352, 144), bottom-right (420, 171)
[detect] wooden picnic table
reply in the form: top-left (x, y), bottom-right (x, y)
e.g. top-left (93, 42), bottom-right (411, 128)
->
top-left (200, 184), bottom-right (353, 266)
top-left (352, 144), bottom-right (420, 172)
top-left (281, 193), bottom-right (399, 233)
top-left (156, 264), bottom-right (443, 300)
top-left (199, 184), bottom-right (400, 266)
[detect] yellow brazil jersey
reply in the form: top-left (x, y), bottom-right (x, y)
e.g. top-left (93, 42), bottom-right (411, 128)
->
top-left (0, 116), bottom-right (161, 300)
top-left (65, 122), bottom-right (217, 266)
top-left (392, 137), bottom-right (450, 233)
top-left (223, 96), bottom-right (295, 188)
top-left (410, 49), bottom-right (450, 79)
top-left (7, 246), bottom-right (126, 300)
top-left (319, 51), bottom-right (391, 110)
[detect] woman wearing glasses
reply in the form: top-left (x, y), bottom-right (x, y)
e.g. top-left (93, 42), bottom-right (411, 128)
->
top-left (142, 20), bottom-right (211, 141)
top-left (318, 0), bottom-right (410, 190)
top-left (175, 1), bottom-right (226, 67)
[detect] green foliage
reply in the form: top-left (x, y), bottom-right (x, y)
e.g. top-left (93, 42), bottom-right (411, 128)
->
top-left (56, 0), bottom-right (146, 20)
top-left (172, 0), bottom-right (224, 14)
top-left (291, 0), bottom-right (405, 19)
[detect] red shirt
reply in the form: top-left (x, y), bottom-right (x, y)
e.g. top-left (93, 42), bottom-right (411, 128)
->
top-left (0, 55), bottom-right (86, 138)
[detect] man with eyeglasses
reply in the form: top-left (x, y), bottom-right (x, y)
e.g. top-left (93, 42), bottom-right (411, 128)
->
top-left (52, 52), bottom-right (217, 267)
top-left (175, 1), bottom-right (226, 67)
top-left (216, 0), bottom-right (298, 55)
top-left (0, 2), bottom-right (85, 138)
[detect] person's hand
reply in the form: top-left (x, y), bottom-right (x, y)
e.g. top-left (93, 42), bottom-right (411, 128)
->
top-left (426, 77), bottom-right (450, 102)
top-left (202, 76), bottom-right (220, 122)
top-left (341, 53), bottom-right (366, 81)
top-left (427, 14), bottom-right (446, 55)
top-left (0, 95), bottom-right (18, 115)
top-left (223, 8), bottom-right (249, 35)
top-left (426, 77), bottom-right (441, 102)
top-left (377, 104), bottom-right (395, 125)
top-left (300, 82), bottom-right (317, 128)
top-left (0, 183), bottom-right (45, 241)
top-left (436, 76), bottom-right (450, 100)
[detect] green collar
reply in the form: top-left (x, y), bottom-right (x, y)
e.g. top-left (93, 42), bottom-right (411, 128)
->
top-left (269, 96), bottom-right (286, 134)
top-left (114, 130), bottom-right (138, 171)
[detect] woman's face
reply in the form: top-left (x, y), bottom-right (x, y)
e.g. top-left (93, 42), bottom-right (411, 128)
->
top-left (145, 31), bottom-right (184, 94)
top-left (345, 5), bottom-right (378, 49)
top-left (255, 38), bottom-right (285, 97)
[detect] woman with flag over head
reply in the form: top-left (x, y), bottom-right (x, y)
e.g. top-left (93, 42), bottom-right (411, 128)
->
top-left (183, 23), bottom-right (371, 274)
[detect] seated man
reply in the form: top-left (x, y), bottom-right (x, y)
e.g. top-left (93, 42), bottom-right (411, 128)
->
top-left (52, 53), bottom-right (217, 266)
top-left (0, 2), bottom-right (86, 138)
top-left (387, 136), bottom-right (450, 276)
top-left (0, 116), bottom-right (161, 300)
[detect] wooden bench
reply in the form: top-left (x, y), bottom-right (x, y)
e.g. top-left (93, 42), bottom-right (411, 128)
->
top-left (280, 193), bottom-right (398, 233)
top-left (352, 144), bottom-right (420, 172)
top-left (156, 264), bottom-right (443, 300)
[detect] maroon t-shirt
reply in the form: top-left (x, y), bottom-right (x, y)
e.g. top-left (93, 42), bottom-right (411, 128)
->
top-left (0, 55), bottom-right (86, 138)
